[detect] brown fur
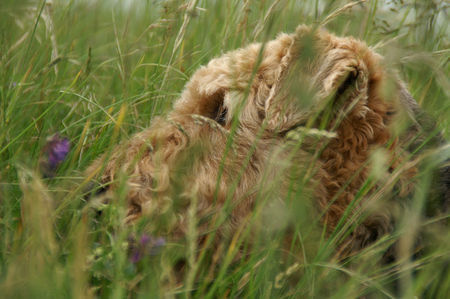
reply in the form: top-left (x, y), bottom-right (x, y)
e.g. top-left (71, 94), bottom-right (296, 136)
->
top-left (86, 25), bottom-right (423, 256)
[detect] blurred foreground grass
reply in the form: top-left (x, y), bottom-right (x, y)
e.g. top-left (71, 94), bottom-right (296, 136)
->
top-left (0, 0), bottom-right (448, 298)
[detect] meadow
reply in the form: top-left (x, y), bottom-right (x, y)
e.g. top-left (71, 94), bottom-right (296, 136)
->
top-left (0, 0), bottom-right (449, 298)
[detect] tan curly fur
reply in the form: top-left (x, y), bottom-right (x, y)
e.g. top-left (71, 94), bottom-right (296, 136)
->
top-left (86, 25), bottom-right (421, 256)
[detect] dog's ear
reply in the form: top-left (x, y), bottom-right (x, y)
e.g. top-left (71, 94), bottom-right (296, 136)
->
top-left (311, 46), bottom-right (373, 119)
top-left (263, 26), bottom-right (318, 133)
top-left (173, 43), bottom-right (268, 128)
top-left (288, 25), bottom-right (371, 101)
top-left (174, 67), bottom-right (229, 127)
top-left (264, 27), bottom-right (373, 133)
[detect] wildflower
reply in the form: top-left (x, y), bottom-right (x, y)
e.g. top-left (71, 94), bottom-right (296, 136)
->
top-left (47, 134), bottom-right (70, 168)
top-left (129, 233), bottom-right (166, 263)
top-left (40, 133), bottom-right (70, 176)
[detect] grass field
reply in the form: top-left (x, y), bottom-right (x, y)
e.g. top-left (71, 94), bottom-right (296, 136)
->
top-left (0, 0), bottom-right (449, 298)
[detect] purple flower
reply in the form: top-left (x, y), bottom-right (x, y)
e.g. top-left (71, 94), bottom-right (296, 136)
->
top-left (129, 233), bottom-right (166, 263)
top-left (131, 249), bottom-right (142, 264)
top-left (140, 234), bottom-right (151, 245)
top-left (45, 133), bottom-right (70, 168)
top-left (40, 133), bottom-right (70, 177)
top-left (12, 82), bottom-right (17, 88)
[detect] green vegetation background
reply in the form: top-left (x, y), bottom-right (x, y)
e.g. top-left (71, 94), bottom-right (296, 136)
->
top-left (0, 0), bottom-right (448, 298)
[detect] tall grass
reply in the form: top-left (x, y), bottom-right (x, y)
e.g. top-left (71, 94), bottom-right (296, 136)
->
top-left (0, 0), bottom-right (448, 298)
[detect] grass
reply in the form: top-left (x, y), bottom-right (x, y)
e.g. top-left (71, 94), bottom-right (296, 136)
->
top-left (0, 0), bottom-right (449, 298)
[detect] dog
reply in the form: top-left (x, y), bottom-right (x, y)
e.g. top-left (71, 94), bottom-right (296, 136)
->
top-left (86, 25), bottom-right (448, 263)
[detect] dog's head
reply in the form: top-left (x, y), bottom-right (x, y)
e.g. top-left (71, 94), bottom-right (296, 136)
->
top-left (171, 25), bottom-right (415, 140)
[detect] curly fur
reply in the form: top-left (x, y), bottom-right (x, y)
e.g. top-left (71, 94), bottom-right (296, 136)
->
top-left (86, 25), bottom-right (443, 257)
